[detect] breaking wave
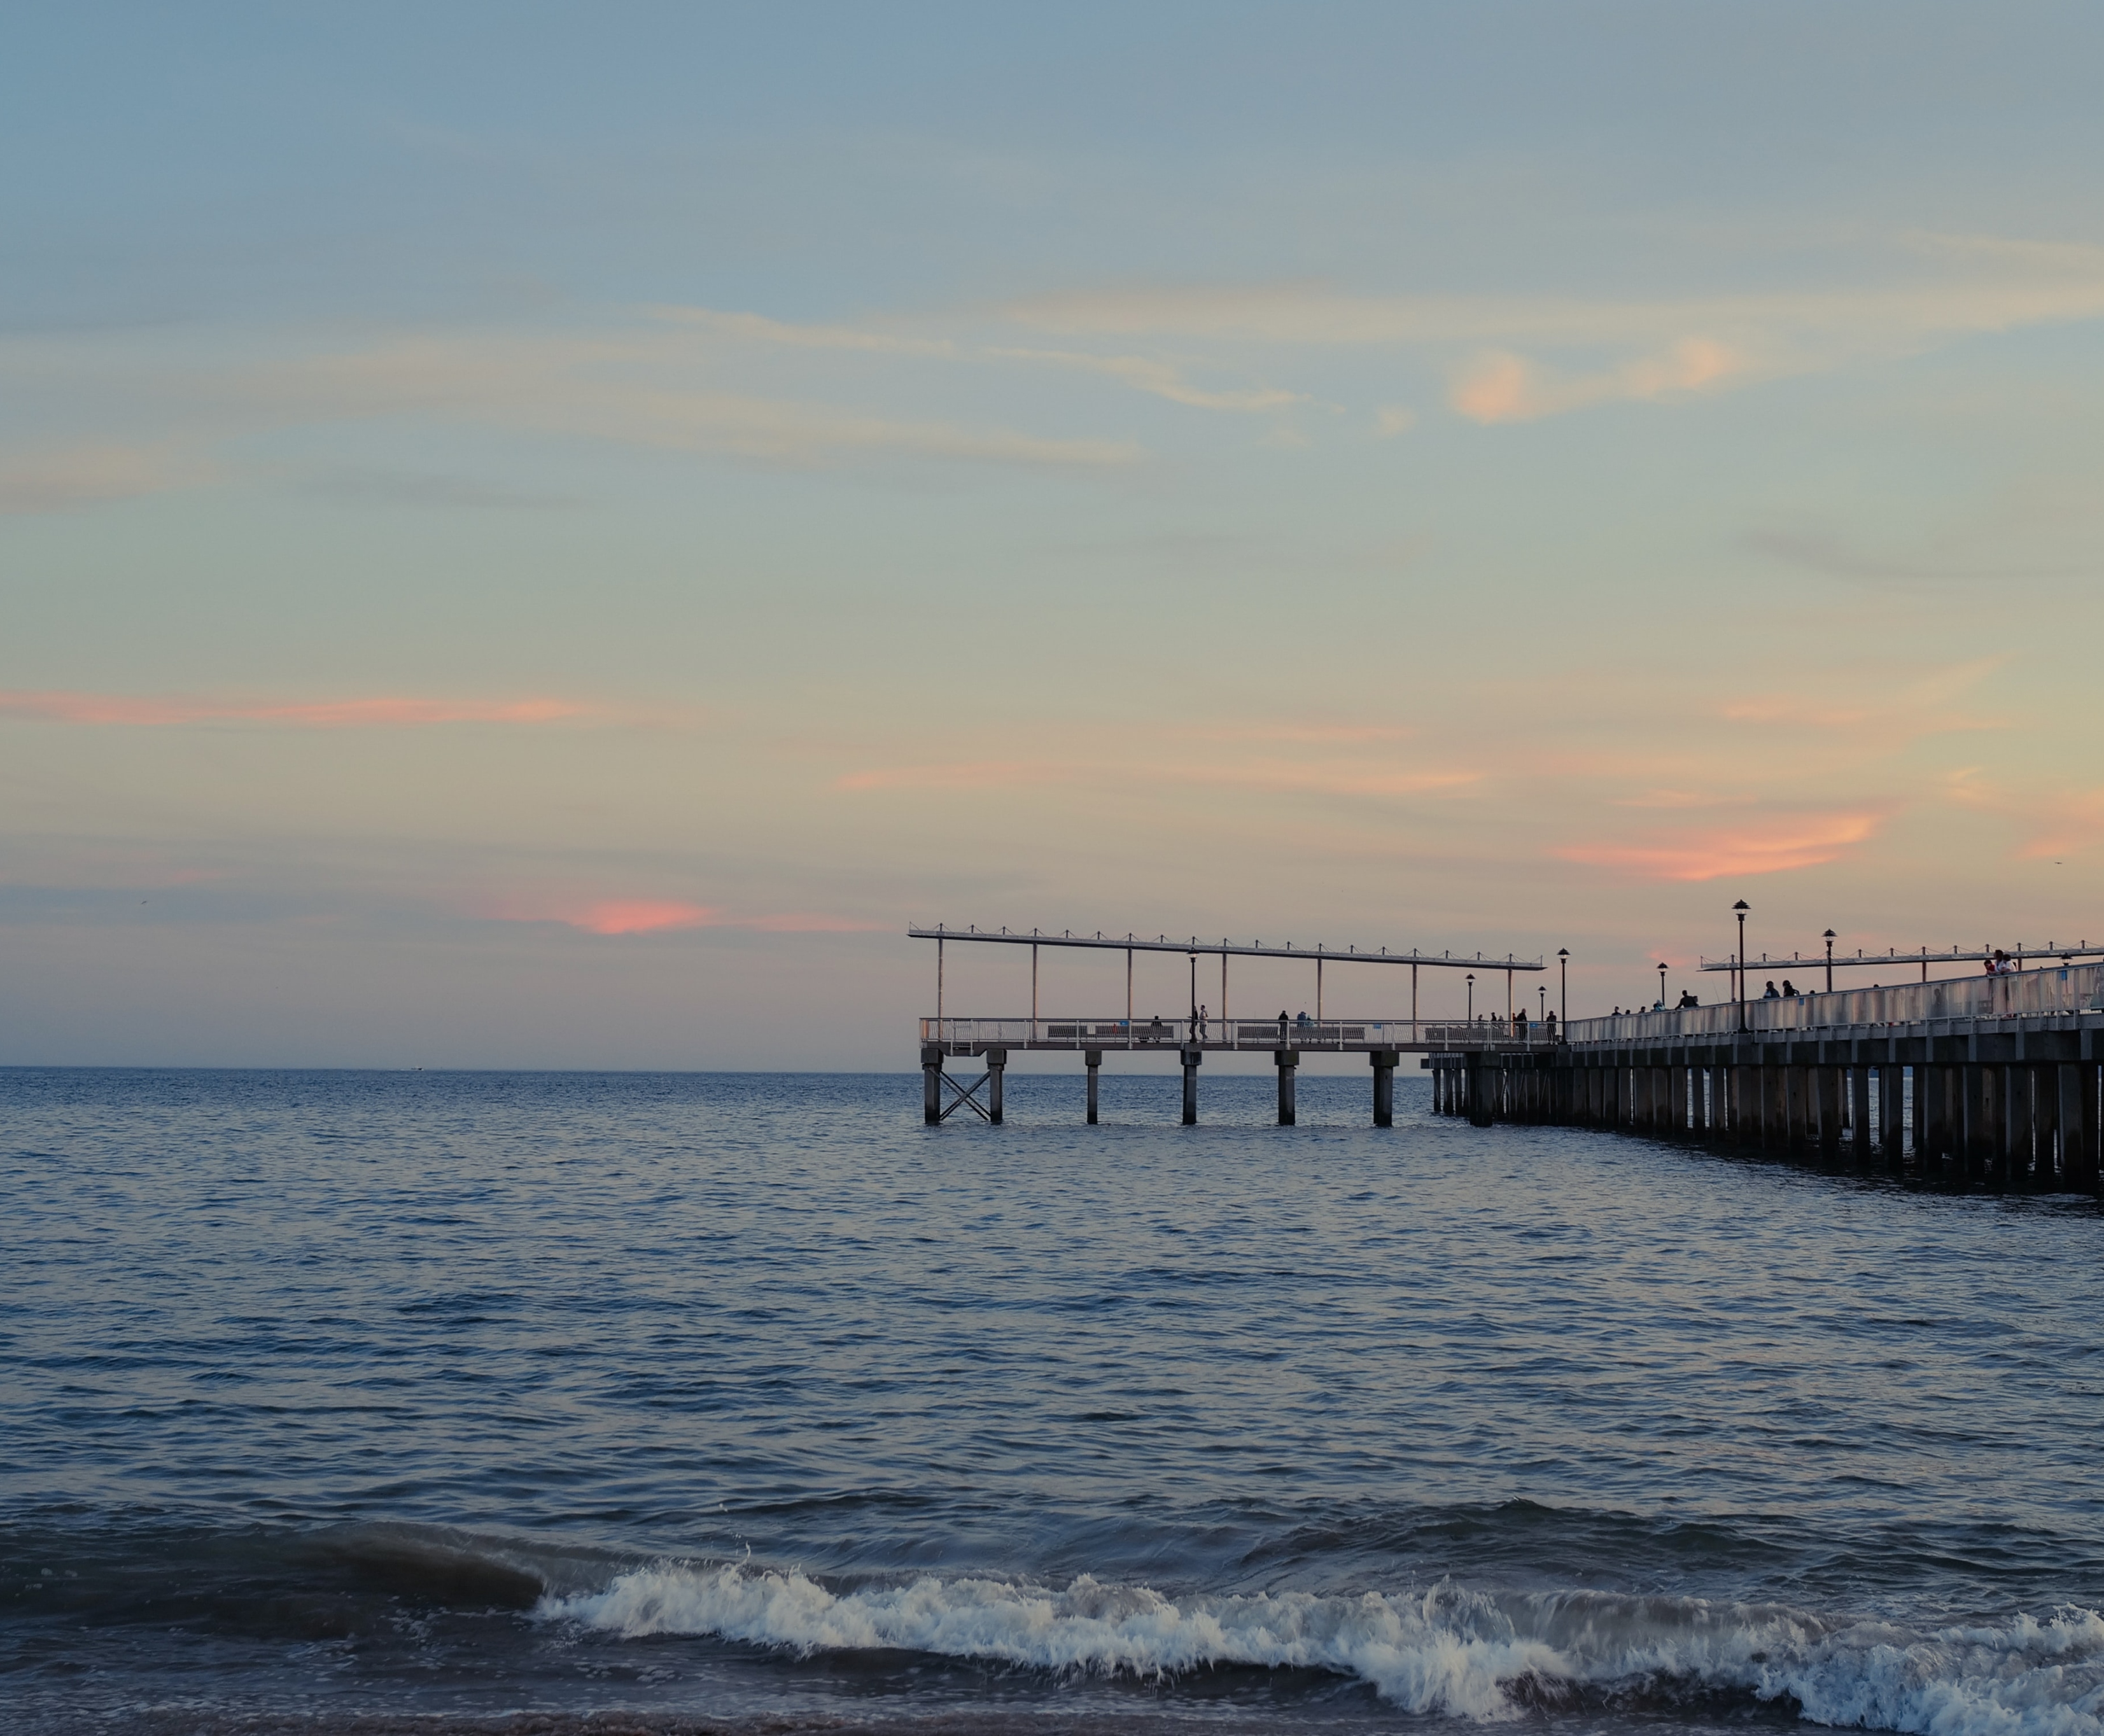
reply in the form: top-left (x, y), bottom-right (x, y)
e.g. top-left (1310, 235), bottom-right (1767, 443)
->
top-left (543, 1562), bottom-right (2104, 1733)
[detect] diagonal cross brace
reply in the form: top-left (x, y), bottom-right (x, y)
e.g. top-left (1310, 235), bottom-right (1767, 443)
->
top-left (939, 1069), bottom-right (993, 1123)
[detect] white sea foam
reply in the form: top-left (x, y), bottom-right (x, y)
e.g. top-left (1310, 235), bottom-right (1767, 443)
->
top-left (540, 1564), bottom-right (2104, 1734)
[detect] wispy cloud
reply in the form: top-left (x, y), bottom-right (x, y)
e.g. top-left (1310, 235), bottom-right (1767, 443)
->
top-left (0, 690), bottom-right (594, 727)
top-left (1449, 339), bottom-right (1748, 423)
top-left (835, 752), bottom-right (1474, 801)
top-left (654, 304), bottom-right (1305, 415)
top-left (1557, 809), bottom-right (1889, 881)
top-left (480, 897), bottom-right (878, 935)
top-left (0, 444), bottom-right (202, 514)
top-left (1000, 236), bottom-right (2104, 422)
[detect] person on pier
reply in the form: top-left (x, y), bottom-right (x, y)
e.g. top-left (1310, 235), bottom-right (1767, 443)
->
top-left (1781, 979), bottom-right (1799, 998)
top-left (1762, 980), bottom-right (1781, 998)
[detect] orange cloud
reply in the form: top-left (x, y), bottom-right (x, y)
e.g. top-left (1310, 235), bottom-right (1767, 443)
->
top-left (0, 690), bottom-right (591, 727)
top-left (1557, 811), bottom-right (1886, 881)
top-left (1450, 338), bottom-right (1750, 424)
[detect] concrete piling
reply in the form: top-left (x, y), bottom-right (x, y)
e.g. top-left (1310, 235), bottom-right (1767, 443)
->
top-left (923, 1044), bottom-right (943, 1124)
top-left (1371, 1050), bottom-right (1396, 1127)
top-left (1085, 1048), bottom-right (1101, 1125)
top-left (1277, 1049), bottom-right (1298, 1126)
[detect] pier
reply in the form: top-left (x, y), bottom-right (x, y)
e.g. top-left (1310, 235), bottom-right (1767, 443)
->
top-left (1429, 962), bottom-right (2104, 1189)
top-left (913, 924), bottom-right (1545, 1128)
top-left (911, 923), bottom-right (2104, 1188)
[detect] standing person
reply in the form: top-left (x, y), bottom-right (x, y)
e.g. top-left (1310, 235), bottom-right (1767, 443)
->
top-left (1545, 1009), bottom-right (1558, 1042)
top-left (1513, 1007), bottom-right (1527, 1038)
top-left (1278, 1009), bottom-right (1289, 1043)
top-left (1763, 981), bottom-right (1781, 999)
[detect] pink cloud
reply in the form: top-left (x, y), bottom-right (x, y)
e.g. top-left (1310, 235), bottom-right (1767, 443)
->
top-left (480, 899), bottom-right (876, 936)
top-left (564, 900), bottom-right (719, 935)
top-left (0, 690), bottom-right (591, 727)
top-left (1556, 811), bottom-right (1887, 881)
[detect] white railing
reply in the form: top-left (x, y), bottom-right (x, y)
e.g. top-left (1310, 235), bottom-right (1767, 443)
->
top-left (1565, 961), bottom-right (2104, 1045)
top-left (920, 1016), bottom-right (1561, 1051)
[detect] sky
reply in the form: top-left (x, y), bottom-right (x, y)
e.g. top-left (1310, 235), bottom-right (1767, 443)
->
top-left (5, 1), bottom-right (2104, 1068)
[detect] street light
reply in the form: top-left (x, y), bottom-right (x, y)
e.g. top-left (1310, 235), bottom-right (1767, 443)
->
top-left (1823, 928), bottom-right (1836, 995)
top-left (1557, 948), bottom-right (1569, 1024)
top-left (1466, 972), bottom-right (1475, 1020)
top-left (1538, 983), bottom-right (1547, 1023)
top-left (1657, 961), bottom-right (1668, 1008)
top-left (1733, 901), bottom-right (1750, 1031)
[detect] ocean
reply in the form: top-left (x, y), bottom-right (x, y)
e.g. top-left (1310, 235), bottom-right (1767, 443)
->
top-left (5, 1066), bottom-right (2104, 1736)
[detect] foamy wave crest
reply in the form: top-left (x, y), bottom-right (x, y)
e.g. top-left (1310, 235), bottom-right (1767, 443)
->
top-left (540, 1564), bottom-right (2104, 1732)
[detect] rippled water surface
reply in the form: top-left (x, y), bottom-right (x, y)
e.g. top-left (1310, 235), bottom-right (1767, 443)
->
top-left (6, 1067), bottom-right (2104, 1735)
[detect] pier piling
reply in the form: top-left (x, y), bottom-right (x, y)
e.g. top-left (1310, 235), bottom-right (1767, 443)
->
top-left (1371, 1050), bottom-right (1396, 1126)
top-left (1086, 1048), bottom-right (1101, 1124)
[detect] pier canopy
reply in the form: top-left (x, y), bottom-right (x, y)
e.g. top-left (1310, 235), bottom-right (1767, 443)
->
top-left (913, 922), bottom-right (1548, 1034)
top-left (909, 925), bottom-right (1543, 972)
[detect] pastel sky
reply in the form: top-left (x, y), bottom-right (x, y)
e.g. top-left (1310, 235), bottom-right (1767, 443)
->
top-left (6, 3), bottom-right (2104, 1068)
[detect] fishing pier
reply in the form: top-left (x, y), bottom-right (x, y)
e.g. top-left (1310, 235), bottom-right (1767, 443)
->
top-left (1428, 960), bottom-right (2104, 1189)
top-left (915, 921), bottom-right (2104, 1188)
top-left (915, 925), bottom-right (1545, 1127)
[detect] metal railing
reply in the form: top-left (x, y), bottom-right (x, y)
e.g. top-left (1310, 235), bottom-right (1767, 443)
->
top-left (920, 1016), bottom-right (1562, 1051)
top-left (1565, 960), bottom-right (2104, 1044)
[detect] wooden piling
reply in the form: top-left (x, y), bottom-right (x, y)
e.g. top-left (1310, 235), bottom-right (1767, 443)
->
top-left (1085, 1048), bottom-right (1102, 1125)
top-left (986, 1048), bottom-right (1006, 1125)
top-left (1372, 1051), bottom-right (1396, 1127)
top-left (1181, 1044), bottom-right (1200, 1125)
top-left (1816, 1067), bottom-right (1842, 1158)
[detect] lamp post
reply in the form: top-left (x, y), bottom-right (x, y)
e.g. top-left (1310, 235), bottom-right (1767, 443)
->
top-left (1557, 948), bottom-right (1568, 1024)
top-left (1657, 961), bottom-right (1667, 1009)
top-left (1733, 901), bottom-right (1750, 1031)
top-left (1823, 928), bottom-right (1836, 994)
top-left (1538, 984), bottom-right (1546, 1024)
top-left (1466, 973), bottom-right (1475, 1021)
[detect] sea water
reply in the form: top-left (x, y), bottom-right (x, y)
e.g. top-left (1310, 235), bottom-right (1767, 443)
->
top-left (5, 1067), bottom-right (2104, 1735)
